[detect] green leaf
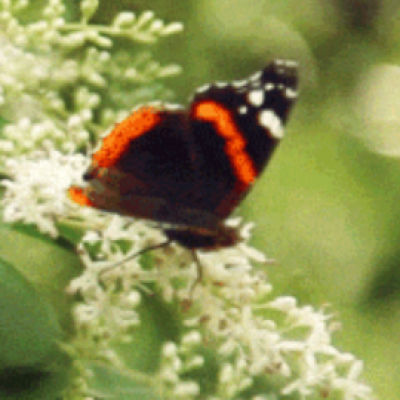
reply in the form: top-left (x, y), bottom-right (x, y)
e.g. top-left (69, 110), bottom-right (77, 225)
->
top-left (0, 225), bottom-right (77, 398)
top-left (116, 292), bottom-right (180, 374)
top-left (0, 223), bottom-right (82, 334)
top-left (56, 219), bottom-right (86, 247)
top-left (0, 366), bottom-right (70, 400)
top-left (86, 362), bottom-right (163, 400)
top-left (0, 257), bottom-right (60, 369)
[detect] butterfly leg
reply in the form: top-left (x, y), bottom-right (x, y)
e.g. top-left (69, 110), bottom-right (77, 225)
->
top-left (188, 249), bottom-right (203, 297)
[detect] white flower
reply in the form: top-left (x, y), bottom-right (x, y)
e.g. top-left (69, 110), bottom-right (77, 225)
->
top-left (67, 211), bottom-right (374, 399)
top-left (0, 1), bottom-right (182, 161)
top-left (2, 150), bottom-right (87, 237)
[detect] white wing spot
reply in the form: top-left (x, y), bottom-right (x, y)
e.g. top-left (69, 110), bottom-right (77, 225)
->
top-left (196, 84), bottom-right (211, 93)
top-left (146, 100), bottom-right (162, 108)
top-left (164, 103), bottom-right (184, 111)
top-left (274, 59), bottom-right (298, 68)
top-left (232, 79), bottom-right (248, 87)
top-left (250, 71), bottom-right (262, 82)
top-left (284, 60), bottom-right (298, 67)
top-left (285, 87), bottom-right (298, 99)
top-left (258, 109), bottom-right (284, 139)
top-left (247, 89), bottom-right (264, 107)
top-left (264, 83), bottom-right (275, 91)
top-left (215, 81), bottom-right (229, 88)
top-left (238, 105), bottom-right (248, 114)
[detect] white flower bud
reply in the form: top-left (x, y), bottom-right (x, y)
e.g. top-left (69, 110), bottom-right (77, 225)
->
top-left (163, 342), bottom-right (178, 358)
top-left (136, 11), bottom-right (155, 29)
top-left (220, 363), bottom-right (234, 383)
top-left (268, 296), bottom-right (297, 311)
top-left (173, 382), bottom-right (200, 397)
top-left (113, 12), bottom-right (135, 28)
top-left (126, 291), bottom-right (141, 307)
top-left (161, 22), bottom-right (184, 36)
top-left (80, 0), bottom-right (99, 21)
top-left (181, 331), bottom-right (202, 347)
top-left (149, 20), bottom-right (163, 33)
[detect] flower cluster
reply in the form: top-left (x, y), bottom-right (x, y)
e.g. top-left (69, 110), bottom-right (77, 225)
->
top-left (64, 207), bottom-right (374, 399)
top-left (0, 0), bottom-right (182, 165)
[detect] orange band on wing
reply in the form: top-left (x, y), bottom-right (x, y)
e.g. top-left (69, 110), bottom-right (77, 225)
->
top-left (68, 186), bottom-right (94, 207)
top-left (93, 107), bottom-right (162, 168)
top-left (193, 101), bottom-right (256, 185)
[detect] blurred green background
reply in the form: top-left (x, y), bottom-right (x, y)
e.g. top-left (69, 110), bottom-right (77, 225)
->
top-left (94, 0), bottom-right (400, 398)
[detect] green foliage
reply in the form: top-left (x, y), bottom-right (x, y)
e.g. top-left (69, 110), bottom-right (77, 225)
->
top-left (0, 257), bottom-right (60, 369)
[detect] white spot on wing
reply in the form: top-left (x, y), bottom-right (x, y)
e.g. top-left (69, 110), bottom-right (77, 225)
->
top-left (196, 84), bottom-right (211, 93)
top-left (284, 60), bottom-right (298, 67)
top-left (285, 87), bottom-right (298, 99)
top-left (264, 83), bottom-right (275, 91)
top-left (247, 89), bottom-right (264, 107)
top-left (238, 105), bottom-right (248, 114)
top-left (146, 100), bottom-right (162, 108)
top-left (164, 103), bottom-right (184, 110)
top-left (250, 71), bottom-right (262, 82)
top-left (232, 79), bottom-right (248, 87)
top-left (275, 59), bottom-right (298, 68)
top-left (215, 82), bottom-right (229, 88)
top-left (258, 109), bottom-right (284, 139)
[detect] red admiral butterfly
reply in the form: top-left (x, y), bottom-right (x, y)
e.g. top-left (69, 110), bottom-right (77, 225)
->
top-left (69, 60), bottom-right (298, 250)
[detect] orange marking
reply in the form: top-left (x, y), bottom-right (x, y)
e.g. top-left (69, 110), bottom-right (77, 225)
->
top-left (68, 186), bottom-right (94, 207)
top-left (93, 107), bottom-right (162, 168)
top-left (193, 101), bottom-right (256, 185)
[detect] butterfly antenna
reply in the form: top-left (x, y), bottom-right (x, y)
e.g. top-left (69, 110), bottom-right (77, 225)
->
top-left (99, 239), bottom-right (172, 282)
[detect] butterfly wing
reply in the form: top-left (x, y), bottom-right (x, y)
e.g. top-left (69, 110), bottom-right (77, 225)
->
top-left (69, 60), bottom-right (298, 231)
top-left (185, 59), bottom-right (298, 218)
